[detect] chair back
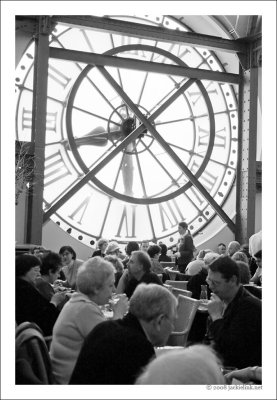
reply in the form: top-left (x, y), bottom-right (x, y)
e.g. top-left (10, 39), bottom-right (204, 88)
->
top-left (16, 321), bottom-right (54, 384)
top-left (167, 295), bottom-right (200, 347)
top-left (171, 287), bottom-right (192, 299)
top-left (165, 280), bottom-right (188, 291)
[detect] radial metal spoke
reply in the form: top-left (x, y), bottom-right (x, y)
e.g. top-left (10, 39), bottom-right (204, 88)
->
top-left (53, 36), bottom-right (124, 121)
top-left (134, 150), bottom-right (156, 239)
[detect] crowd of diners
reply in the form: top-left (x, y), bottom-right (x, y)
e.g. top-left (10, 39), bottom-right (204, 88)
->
top-left (15, 224), bottom-right (262, 385)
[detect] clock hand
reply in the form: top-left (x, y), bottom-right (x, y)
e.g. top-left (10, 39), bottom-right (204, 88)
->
top-left (62, 126), bottom-right (124, 149)
top-left (121, 142), bottom-right (135, 196)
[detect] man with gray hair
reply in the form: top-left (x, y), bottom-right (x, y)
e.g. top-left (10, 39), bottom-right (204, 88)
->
top-left (69, 283), bottom-right (177, 384)
top-left (227, 241), bottom-right (241, 257)
top-left (116, 250), bottom-right (162, 298)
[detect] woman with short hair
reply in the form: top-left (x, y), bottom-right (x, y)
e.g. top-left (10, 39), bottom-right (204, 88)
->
top-left (91, 238), bottom-right (109, 258)
top-left (50, 256), bottom-right (129, 384)
top-left (58, 245), bottom-right (83, 290)
top-left (35, 251), bottom-right (62, 301)
top-left (16, 254), bottom-right (65, 336)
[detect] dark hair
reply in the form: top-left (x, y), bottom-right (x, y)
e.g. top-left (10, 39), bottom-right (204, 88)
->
top-left (160, 244), bottom-right (168, 255)
top-left (208, 256), bottom-right (240, 282)
top-left (178, 221), bottom-right (188, 230)
top-left (218, 243), bottom-right (226, 248)
top-left (133, 250), bottom-right (152, 273)
top-left (147, 245), bottom-right (161, 259)
top-left (125, 241), bottom-right (140, 256)
top-left (16, 254), bottom-right (41, 277)
top-left (59, 246), bottom-right (76, 260)
top-left (236, 261), bottom-right (251, 284)
top-left (40, 251), bottom-right (62, 275)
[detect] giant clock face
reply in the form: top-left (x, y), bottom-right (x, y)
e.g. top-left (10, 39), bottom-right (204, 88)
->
top-left (15, 15), bottom-right (238, 246)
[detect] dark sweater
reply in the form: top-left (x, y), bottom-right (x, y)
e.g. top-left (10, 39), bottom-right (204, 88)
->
top-left (125, 271), bottom-right (162, 299)
top-left (204, 285), bottom-right (262, 368)
top-left (16, 278), bottom-right (60, 336)
top-left (69, 313), bottom-right (155, 384)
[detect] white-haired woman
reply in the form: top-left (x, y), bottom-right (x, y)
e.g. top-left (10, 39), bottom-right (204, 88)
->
top-left (50, 257), bottom-right (128, 384)
top-left (136, 344), bottom-right (225, 385)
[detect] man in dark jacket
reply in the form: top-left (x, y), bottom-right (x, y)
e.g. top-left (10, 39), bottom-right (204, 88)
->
top-left (204, 256), bottom-right (261, 369)
top-left (116, 250), bottom-right (162, 299)
top-left (69, 283), bottom-right (177, 384)
top-left (175, 221), bottom-right (195, 273)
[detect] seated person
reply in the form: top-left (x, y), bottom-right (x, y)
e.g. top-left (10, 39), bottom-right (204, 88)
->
top-left (227, 241), bottom-right (241, 257)
top-left (240, 243), bottom-right (258, 276)
top-left (104, 254), bottom-right (124, 287)
top-left (16, 254), bottom-right (66, 336)
top-left (217, 243), bottom-right (226, 255)
top-left (232, 251), bottom-right (249, 264)
top-left (50, 257), bottom-right (128, 384)
top-left (204, 256), bottom-right (261, 369)
top-left (122, 241), bottom-right (140, 269)
top-left (140, 240), bottom-right (150, 253)
top-left (69, 283), bottom-right (177, 384)
top-left (196, 249), bottom-right (212, 260)
top-left (116, 250), bottom-right (162, 299)
top-left (185, 259), bottom-right (205, 276)
top-left (136, 344), bottom-right (225, 385)
top-left (158, 244), bottom-right (172, 262)
top-left (58, 246), bottom-right (83, 290)
top-left (236, 261), bottom-right (251, 284)
top-left (250, 250), bottom-right (262, 286)
top-left (35, 251), bottom-right (63, 301)
top-left (105, 241), bottom-right (121, 257)
top-left (147, 245), bottom-right (170, 282)
top-left (91, 238), bottom-right (108, 258)
top-left (187, 252), bottom-right (219, 299)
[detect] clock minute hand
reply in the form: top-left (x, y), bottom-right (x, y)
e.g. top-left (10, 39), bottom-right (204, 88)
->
top-left (63, 126), bottom-right (123, 149)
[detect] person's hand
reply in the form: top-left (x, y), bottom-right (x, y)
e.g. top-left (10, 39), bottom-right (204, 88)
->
top-left (50, 291), bottom-right (67, 307)
top-left (175, 252), bottom-right (181, 258)
top-left (111, 294), bottom-right (129, 319)
top-left (224, 367), bottom-right (261, 384)
top-left (207, 293), bottom-right (225, 321)
top-left (116, 269), bottom-right (129, 294)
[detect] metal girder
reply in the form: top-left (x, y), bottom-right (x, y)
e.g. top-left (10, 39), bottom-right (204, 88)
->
top-left (52, 15), bottom-right (248, 55)
top-left (235, 66), bottom-right (258, 244)
top-left (25, 17), bottom-right (50, 244)
top-left (49, 47), bottom-right (240, 85)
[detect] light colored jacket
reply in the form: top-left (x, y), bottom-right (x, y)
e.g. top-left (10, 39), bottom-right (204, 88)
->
top-left (50, 292), bottom-right (105, 384)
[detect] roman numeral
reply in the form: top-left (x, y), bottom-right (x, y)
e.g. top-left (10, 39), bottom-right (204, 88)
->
top-left (159, 199), bottom-right (185, 232)
top-left (22, 108), bottom-right (57, 133)
top-left (191, 160), bottom-right (218, 192)
top-left (197, 126), bottom-right (227, 148)
top-left (116, 205), bottom-right (136, 238)
top-left (187, 81), bottom-right (218, 106)
top-left (189, 186), bottom-right (205, 207)
top-left (68, 195), bottom-right (91, 224)
top-left (44, 150), bottom-right (70, 187)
